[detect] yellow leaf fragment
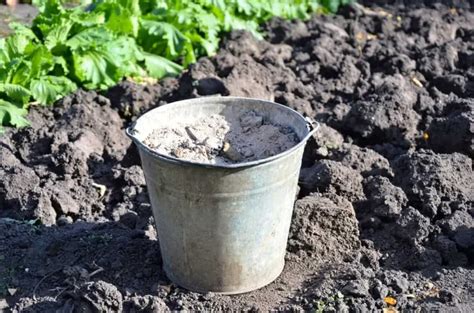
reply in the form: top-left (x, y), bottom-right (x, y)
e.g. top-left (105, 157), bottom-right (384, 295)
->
top-left (423, 132), bottom-right (429, 141)
top-left (128, 76), bottom-right (158, 86)
top-left (384, 296), bottom-right (397, 306)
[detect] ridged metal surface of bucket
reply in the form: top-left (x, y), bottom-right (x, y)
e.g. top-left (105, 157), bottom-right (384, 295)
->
top-left (127, 97), bottom-right (317, 294)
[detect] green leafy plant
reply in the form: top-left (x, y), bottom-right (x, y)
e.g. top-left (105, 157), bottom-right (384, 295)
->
top-left (0, 0), bottom-right (352, 131)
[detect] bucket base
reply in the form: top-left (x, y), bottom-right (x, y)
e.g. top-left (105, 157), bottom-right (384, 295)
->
top-left (163, 260), bottom-right (285, 295)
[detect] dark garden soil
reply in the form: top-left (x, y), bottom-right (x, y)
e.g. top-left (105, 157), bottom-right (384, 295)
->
top-left (0, 4), bottom-right (37, 37)
top-left (1, 2), bottom-right (474, 312)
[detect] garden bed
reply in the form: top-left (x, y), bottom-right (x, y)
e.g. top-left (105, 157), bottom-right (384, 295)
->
top-left (1, 2), bottom-right (473, 311)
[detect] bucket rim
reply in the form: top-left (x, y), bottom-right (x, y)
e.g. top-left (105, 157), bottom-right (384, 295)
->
top-left (126, 96), bottom-right (319, 169)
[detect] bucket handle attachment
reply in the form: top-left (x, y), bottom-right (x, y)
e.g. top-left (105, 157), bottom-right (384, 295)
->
top-left (126, 123), bottom-right (139, 142)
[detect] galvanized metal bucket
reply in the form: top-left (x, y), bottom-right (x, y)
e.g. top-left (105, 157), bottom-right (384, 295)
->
top-left (127, 97), bottom-right (318, 294)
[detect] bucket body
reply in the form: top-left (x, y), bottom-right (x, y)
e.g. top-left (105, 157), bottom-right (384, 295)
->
top-left (127, 97), bottom-right (316, 294)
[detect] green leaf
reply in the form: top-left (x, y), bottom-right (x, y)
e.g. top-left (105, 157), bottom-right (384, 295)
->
top-left (29, 46), bottom-right (54, 79)
top-left (223, 13), bottom-right (261, 39)
top-left (0, 39), bottom-right (8, 66)
top-left (72, 49), bottom-right (117, 89)
top-left (5, 32), bottom-right (37, 58)
top-left (47, 76), bottom-right (77, 97)
top-left (29, 79), bottom-right (57, 105)
top-left (142, 52), bottom-right (182, 78)
top-left (52, 56), bottom-right (69, 76)
top-left (183, 41), bottom-right (196, 66)
top-left (139, 18), bottom-right (188, 58)
top-left (106, 7), bottom-right (140, 37)
top-left (235, 0), bottom-right (253, 15)
top-left (8, 22), bottom-right (38, 41)
top-left (186, 32), bottom-right (218, 57)
top-left (0, 99), bottom-right (29, 128)
top-left (105, 37), bottom-right (144, 76)
top-left (32, 0), bottom-right (64, 16)
top-left (0, 83), bottom-right (31, 104)
top-left (118, 0), bottom-right (141, 16)
top-left (69, 10), bottom-right (106, 27)
top-left (206, 0), bottom-right (227, 11)
top-left (44, 18), bottom-right (73, 49)
top-left (320, 0), bottom-right (348, 13)
top-left (30, 76), bottom-right (77, 105)
top-left (66, 27), bottom-right (115, 51)
top-left (9, 60), bottom-right (32, 86)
